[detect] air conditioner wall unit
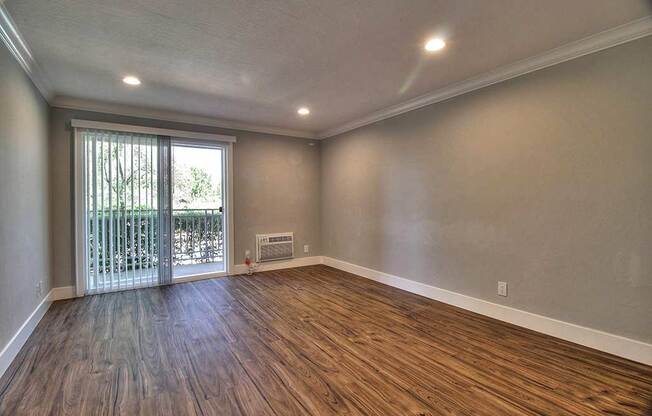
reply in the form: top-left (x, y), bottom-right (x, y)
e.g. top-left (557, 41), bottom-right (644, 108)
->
top-left (256, 232), bottom-right (294, 262)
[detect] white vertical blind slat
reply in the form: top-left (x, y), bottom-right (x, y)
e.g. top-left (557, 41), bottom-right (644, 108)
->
top-left (117, 134), bottom-right (122, 289)
top-left (111, 135), bottom-right (122, 290)
top-left (144, 136), bottom-right (150, 284)
top-left (137, 135), bottom-right (143, 286)
top-left (147, 134), bottom-right (153, 285)
top-left (123, 133), bottom-right (128, 288)
top-left (149, 136), bottom-right (155, 284)
top-left (100, 132), bottom-right (106, 291)
top-left (108, 133), bottom-right (114, 291)
top-left (84, 135), bottom-right (90, 292)
top-left (130, 134), bottom-right (135, 288)
top-left (92, 134), bottom-right (98, 292)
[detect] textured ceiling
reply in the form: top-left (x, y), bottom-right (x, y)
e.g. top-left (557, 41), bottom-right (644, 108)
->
top-left (5, 0), bottom-right (652, 136)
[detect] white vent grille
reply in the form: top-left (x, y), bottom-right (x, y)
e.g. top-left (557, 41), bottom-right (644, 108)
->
top-left (256, 233), bottom-right (294, 262)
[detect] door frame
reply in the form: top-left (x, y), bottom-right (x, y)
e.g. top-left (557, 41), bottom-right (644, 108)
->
top-left (73, 120), bottom-right (235, 296)
top-left (170, 139), bottom-right (234, 283)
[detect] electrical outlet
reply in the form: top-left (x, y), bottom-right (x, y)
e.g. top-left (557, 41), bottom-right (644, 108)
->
top-left (303, 244), bottom-right (310, 253)
top-left (36, 280), bottom-right (43, 297)
top-left (497, 281), bottom-right (508, 297)
top-left (245, 249), bottom-right (251, 257)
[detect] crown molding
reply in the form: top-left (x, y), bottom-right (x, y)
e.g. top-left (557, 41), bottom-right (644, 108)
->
top-left (51, 96), bottom-right (317, 139)
top-left (0, 4), bottom-right (53, 100)
top-left (317, 16), bottom-right (652, 139)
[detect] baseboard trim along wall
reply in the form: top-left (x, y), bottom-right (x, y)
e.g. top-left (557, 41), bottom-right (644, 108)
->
top-left (38, 255), bottom-right (652, 366)
top-left (0, 292), bottom-right (52, 380)
top-left (321, 256), bottom-right (652, 366)
top-left (48, 286), bottom-right (76, 301)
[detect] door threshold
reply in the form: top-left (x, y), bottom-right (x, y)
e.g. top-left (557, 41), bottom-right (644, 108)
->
top-left (173, 271), bottom-right (228, 283)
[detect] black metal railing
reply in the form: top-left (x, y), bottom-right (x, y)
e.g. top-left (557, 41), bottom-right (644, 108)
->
top-left (87, 208), bottom-right (223, 273)
top-left (172, 208), bottom-right (223, 266)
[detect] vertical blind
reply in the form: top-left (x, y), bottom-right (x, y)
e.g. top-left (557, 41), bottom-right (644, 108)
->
top-left (82, 129), bottom-right (170, 293)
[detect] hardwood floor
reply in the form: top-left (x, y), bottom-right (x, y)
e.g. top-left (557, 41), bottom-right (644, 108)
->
top-left (1, 265), bottom-right (651, 415)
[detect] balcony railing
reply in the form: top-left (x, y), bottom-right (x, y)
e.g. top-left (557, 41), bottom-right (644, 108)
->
top-left (88, 208), bottom-right (223, 273)
top-left (173, 208), bottom-right (223, 266)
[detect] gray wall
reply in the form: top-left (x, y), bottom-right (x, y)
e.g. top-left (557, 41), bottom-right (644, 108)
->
top-left (321, 36), bottom-right (652, 343)
top-left (49, 108), bottom-right (321, 288)
top-left (0, 43), bottom-right (51, 350)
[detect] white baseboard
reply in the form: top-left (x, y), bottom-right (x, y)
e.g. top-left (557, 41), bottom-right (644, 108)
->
top-left (48, 286), bottom-right (76, 301)
top-left (322, 256), bottom-right (652, 366)
top-left (0, 292), bottom-right (52, 380)
top-left (231, 255), bottom-right (324, 275)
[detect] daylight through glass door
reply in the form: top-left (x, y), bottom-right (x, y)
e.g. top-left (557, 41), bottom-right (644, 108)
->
top-left (171, 143), bottom-right (225, 278)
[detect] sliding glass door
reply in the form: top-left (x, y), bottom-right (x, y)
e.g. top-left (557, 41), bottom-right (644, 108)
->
top-left (75, 124), bottom-right (231, 295)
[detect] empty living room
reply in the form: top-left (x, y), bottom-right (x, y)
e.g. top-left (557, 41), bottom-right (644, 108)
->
top-left (1, 1), bottom-right (651, 415)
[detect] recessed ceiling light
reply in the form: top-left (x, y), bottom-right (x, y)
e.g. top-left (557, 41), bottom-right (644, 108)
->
top-left (425, 38), bottom-right (446, 52)
top-left (122, 76), bottom-right (141, 86)
top-left (297, 107), bottom-right (310, 116)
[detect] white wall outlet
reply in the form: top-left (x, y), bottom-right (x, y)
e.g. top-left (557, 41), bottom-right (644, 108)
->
top-left (36, 280), bottom-right (43, 297)
top-left (303, 244), bottom-right (310, 253)
top-left (245, 249), bottom-right (251, 257)
top-left (497, 281), bottom-right (508, 297)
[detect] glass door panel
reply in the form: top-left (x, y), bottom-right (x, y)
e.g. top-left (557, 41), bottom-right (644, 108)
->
top-left (171, 143), bottom-right (225, 278)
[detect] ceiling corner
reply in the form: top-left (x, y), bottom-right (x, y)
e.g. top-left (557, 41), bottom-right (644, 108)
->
top-left (1, 4), bottom-right (54, 101)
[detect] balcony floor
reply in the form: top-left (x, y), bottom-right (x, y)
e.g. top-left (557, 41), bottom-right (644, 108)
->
top-left (173, 261), bottom-right (224, 278)
top-left (89, 261), bottom-right (225, 291)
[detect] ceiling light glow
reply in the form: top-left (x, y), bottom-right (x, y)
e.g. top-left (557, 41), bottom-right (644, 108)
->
top-left (425, 38), bottom-right (446, 52)
top-left (123, 76), bottom-right (141, 86)
top-left (297, 107), bottom-right (310, 116)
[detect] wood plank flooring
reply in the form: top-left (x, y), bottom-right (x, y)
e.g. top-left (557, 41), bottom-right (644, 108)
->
top-left (1, 265), bottom-right (651, 415)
